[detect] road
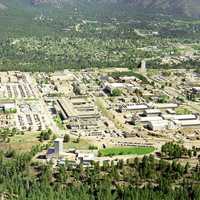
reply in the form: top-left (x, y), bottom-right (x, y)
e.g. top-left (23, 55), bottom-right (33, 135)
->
top-left (31, 75), bottom-right (65, 135)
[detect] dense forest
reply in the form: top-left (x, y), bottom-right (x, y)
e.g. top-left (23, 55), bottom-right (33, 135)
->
top-left (0, 142), bottom-right (199, 199)
top-left (0, 0), bottom-right (200, 72)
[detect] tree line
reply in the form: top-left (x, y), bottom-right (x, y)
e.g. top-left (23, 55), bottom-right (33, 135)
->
top-left (0, 142), bottom-right (199, 199)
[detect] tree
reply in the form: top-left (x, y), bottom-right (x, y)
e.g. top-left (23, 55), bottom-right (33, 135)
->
top-left (188, 149), bottom-right (192, 158)
top-left (111, 88), bottom-right (122, 96)
top-left (161, 142), bottom-right (188, 159)
top-left (64, 134), bottom-right (70, 143)
top-left (39, 129), bottom-right (52, 142)
top-left (184, 162), bottom-right (190, 174)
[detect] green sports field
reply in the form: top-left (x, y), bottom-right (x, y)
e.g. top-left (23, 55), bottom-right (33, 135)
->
top-left (99, 146), bottom-right (155, 157)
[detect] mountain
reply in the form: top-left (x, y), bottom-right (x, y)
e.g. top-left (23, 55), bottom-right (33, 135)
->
top-left (118, 0), bottom-right (200, 18)
top-left (30, 0), bottom-right (200, 18)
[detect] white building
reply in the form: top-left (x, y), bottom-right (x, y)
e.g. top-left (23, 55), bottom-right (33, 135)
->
top-left (0, 102), bottom-right (16, 112)
top-left (119, 104), bottom-right (148, 112)
top-left (162, 114), bottom-right (197, 121)
top-left (154, 103), bottom-right (178, 110)
top-left (143, 109), bottom-right (161, 117)
top-left (148, 120), bottom-right (170, 131)
top-left (174, 120), bottom-right (200, 128)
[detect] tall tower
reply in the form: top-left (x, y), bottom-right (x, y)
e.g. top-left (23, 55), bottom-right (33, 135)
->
top-left (138, 60), bottom-right (146, 74)
top-left (54, 138), bottom-right (63, 157)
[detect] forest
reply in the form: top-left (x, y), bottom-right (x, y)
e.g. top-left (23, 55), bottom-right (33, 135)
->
top-left (0, 141), bottom-right (199, 199)
top-left (0, 0), bottom-right (200, 72)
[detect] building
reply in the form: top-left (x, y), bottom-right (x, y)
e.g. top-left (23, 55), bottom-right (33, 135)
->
top-left (54, 138), bottom-right (63, 156)
top-left (174, 120), bottom-right (200, 128)
top-left (166, 109), bottom-right (176, 115)
top-left (154, 103), bottom-right (178, 110)
top-left (132, 116), bottom-right (163, 125)
top-left (105, 83), bottom-right (126, 93)
top-left (189, 87), bottom-right (200, 100)
top-left (143, 109), bottom-right (161, 117)
top-left (162, 114), bottom-right (197, 121)
top-left (56, 97), bottom-right (100, 130)
top-left (147, 120), bottom-right (170, 131)
top-left (138, 60), bottom-right (146, 74)
top-left (0, 101), bottom-right (16, 112)
top-left (192, 87), bottom-right (200, 95)
top-left (77, 153), bottom-right (95, 166)
top-left (119, 104), bottom-right (148, 112)
top-left (76, 151), bottom-right (97, 166)
top-left (46, 147), bottom-right (55, 160)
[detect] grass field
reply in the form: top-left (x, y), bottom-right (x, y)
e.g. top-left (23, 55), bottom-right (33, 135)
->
top-left (0, 132), bottom-right (41, 152)
top-left (64, 138), bottom-right (91, 150)
top-left (99, 146), bottom-right (155, 157)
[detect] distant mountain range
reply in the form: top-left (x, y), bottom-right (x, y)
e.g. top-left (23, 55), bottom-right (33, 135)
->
top-left (119, 0), bottom-right (200, 17)
top-left (31, 0), bottom-right (200, 18)
top-left (0, 0), bottom-right (200, 19)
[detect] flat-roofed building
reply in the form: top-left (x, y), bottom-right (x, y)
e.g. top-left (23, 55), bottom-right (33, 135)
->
top-left (143, 109), bottom-right (161, 117)
top-left (154, 103), bottom-right (178, 110)
top-left (57, 97), bottom-right (100, 130)
top-left (105, 83), bottom-right (126, 93)
top-left (119, 104), bottom-right (148, 112)
top-left (147, 120), bottom-right (170, 131)
top-left (173, 114), bottom-right (197, 121)
top-left (174, 120), bottom-right (200, 128)
top-left (162, 114), bottom-right (197, 121)
top-left (192, 87), bottom-right (200, 94)
top-left (166, 109), bottom-right (176, 115)
top-left (0, 101), bottom-right (16, 112)
top-left (140, 116), bottom-right (163, 123)
top-left (132, 116), bottom-right (163, 125)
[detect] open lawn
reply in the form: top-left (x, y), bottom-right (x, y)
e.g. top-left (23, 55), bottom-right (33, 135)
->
top-left (64, 138), bottom-right (91, 150)
top-left (0, 132), bottom-right (41, 152)
top-left (99, 146), bottom-right (155, 157)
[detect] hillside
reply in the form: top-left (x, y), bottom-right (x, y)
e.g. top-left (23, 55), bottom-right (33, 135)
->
top-left (120, 0), bottom-right (200, 18)
top-left (30, 0), bottom-right (200, 18)
top-left (0, 0), bottom-right (200, 71)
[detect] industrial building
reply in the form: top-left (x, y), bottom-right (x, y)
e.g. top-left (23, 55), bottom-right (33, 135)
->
top-left (153, 103), bottom-right (178, 110)
top-left (174, 120), bottom-right (200, 128)
top-left (162, 114), bottom-right (197, 121)
top-left (119, 104), bottom-right (149, 112)
top-left (147, 120), bottom-right (171, 131)
top-left (56, 97), bottom-right (100, 130)
top-left (0, 101), bottom-right (16, 112)
top-left (143, 109), bottom-right (162, 117)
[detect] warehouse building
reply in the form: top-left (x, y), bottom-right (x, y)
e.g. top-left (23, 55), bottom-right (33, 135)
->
top-left (0, 101), bottom-right (16, 112)
top-left (162, 114), bottom-right (197, 121)
top-left (132, 116), bottom-right (163, 125)
top-left (154, 103), bottom-right (178, 110)
top-left (174, 120), bottom-right (200, 128)
top-left (119, 104), bottom-right (149, 112)
top-left (143, 109), bottom-right (162, 117)
top-left (147, 120), bottom-right (172, 131)
top-left (57, 97), bottom-right (100, 130)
